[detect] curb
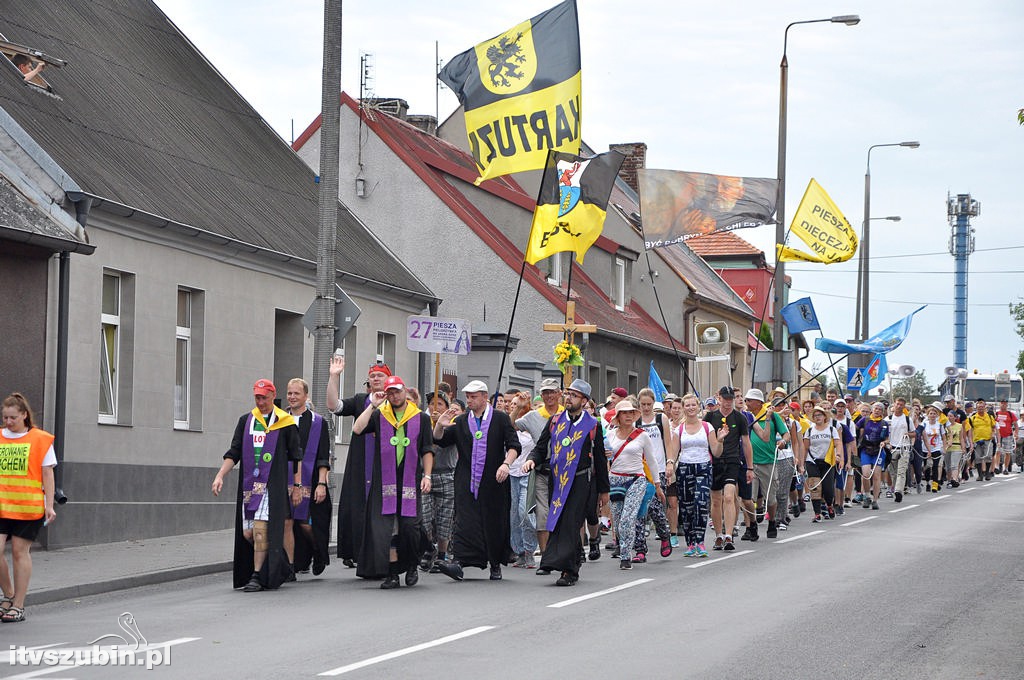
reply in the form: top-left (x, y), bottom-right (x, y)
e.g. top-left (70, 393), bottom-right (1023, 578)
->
top-left (27, 561), bottom-right (233, 606)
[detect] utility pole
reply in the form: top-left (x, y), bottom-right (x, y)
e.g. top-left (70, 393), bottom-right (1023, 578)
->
top-left (312, 0), bottom-right (342, 416)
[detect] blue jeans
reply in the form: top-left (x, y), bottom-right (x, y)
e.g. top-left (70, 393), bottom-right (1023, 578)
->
top-left (509, 474), bottom-right (537, 555)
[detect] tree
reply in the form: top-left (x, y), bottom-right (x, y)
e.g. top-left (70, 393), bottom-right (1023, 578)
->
top-left (890, 370), bottom-right (933, 402)
top-left (1010, 300), bottom-right (1024, 372)
top-left (756, 323), bottom-right (773, 350)
top-left (1019, 108), bottom-right (1024, 126)
top-left (812, 361), bottom-right (846, 394)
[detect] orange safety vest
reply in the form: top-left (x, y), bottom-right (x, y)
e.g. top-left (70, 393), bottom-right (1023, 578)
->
top-left (0, 427), bottom-right (53, 520)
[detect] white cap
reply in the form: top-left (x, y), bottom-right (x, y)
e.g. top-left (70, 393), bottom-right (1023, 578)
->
top-left (461, 380), bottom-right (489, 394)
top-left (744, 388), bottom-right (765, 402)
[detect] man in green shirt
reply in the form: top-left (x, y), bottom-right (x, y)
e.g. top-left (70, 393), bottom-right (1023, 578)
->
top-left (744, 389), bottom-right (791, 540)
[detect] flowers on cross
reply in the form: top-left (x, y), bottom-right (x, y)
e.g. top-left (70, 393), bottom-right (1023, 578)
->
top-left (554, 340), bottom-right (584, 375)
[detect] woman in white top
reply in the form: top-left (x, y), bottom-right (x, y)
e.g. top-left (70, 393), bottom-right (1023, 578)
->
top-left (922, 404), bottom-right (946, 493)
top-left (666, 394), bottom-right (724, 557)
top-left (803, 405), bottom-right (842, 520)
top-left (605, 397), bottom-right (662, 570)
top-left (634, 389), bottom-right (674, 561)
top-left (507, 392), bottom-right (537, 568)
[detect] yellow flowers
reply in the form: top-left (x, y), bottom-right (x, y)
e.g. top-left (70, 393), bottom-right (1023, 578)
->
top-left (553, 340), bottom-right (584, 374)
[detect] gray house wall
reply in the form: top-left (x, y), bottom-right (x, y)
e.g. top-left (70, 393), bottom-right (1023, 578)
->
top-left (0, 242), bottom-right (50, 420)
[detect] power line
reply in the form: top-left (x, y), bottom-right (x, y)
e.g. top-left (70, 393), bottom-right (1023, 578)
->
top-left (789, 288), bottom-right (1009, 307)
top-left (787, 269), bottom-right (1024, 274)
top-left (822, 245), bottom-right (1024, 261)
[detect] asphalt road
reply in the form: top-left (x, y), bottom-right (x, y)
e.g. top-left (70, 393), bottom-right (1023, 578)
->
top-left (3, 476), bottom-right (1023, 680)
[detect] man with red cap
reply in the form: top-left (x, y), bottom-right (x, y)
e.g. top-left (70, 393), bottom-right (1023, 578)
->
top-left (213, 379), bottom-right (301, 591)
top-left (327, 356), bottom-right (391, 569)
top-left (352, 375), bottom-right (434, 589)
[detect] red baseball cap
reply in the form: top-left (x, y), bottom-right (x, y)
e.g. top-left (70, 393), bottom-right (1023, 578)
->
top-left (253, 379), bottom-right (276, 396)
top-left (383, 375), bottom-right (406, 392)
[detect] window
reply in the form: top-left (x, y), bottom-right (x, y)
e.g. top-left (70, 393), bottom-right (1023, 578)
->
top-left (605, 367), bottom-right (618, 396)
top-left (376, 331), bottom-right (396, 370)
top-left (546, 252), bottom-right (564, 286)
top-left (612, 257), bottom-right (627, 310)
top-left (99, 270), bottom-right (135, 425)
top-left (174, 288), bottom-right (205, 430)
top-left (336, 329), bottom-right (357, 445)
top-left (628, 372), bottom-right (639, 395)
top-left (1, 39), bottom-right (61, 93)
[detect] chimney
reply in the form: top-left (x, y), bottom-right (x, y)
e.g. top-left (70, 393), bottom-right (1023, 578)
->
top-left (609, 142), bottom-right (646, 194)
top-left (363, 97), bottom-right (409, 120)
top-left (406, 114), bottom-right (438, 136)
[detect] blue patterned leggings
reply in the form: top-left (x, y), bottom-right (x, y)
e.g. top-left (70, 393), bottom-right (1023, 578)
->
top-left (676, 462), bottom-right (712, 547)
top-left (610, 473), bottom-right (647, 562)
top-left (634, 472), bottom-right (671, 554)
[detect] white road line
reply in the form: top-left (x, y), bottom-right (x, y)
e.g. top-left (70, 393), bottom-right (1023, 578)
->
top-left (318, 627), bottom-right (496, 676)
top-left (1004, 476), bottom-right (1019, 481)
top-left (984, 482), bottom-right (999, 487)
top-left (927, 495), bottom-right (951, 502)
top-left (546, 578), bottom-right (653, 609)
top-left (685, 549), bottom-right (754, 568)
top-left (775, 530), bottom-right (825, 544)
top-left (840, 516), bottom-right (878, 527)
top-left (957, 487), bottom-right (976, 493)
top-left (889, 504), bottom-right (919, 513)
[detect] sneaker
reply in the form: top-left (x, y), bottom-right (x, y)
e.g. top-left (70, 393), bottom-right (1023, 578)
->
top-left (604, 541), bottom-right (617, 550)
top-left (1004, 468), bottom-right (1012, 476)
top-left (844, 499), bottom-right (852, 508)
top-left (489, 565), bottom-right (502, 581)
top-left (660, 539), bottom-right (673, 558)
top-left (632, 553), bottom-right (647, 564)
top-left (723, 536), bottom-right (735, 551)
top-left (827, 506), bottom-right (836, 519)
top-left (535, 567), bottom-right (552, 576)
top-left (777, 521), bottom-right (788, 531)
top-left (437, 561), bottom-right (464, 582)
top-left (380, 574), bottom-right (401, 590)
top-left (812, 514), bottom-right (822, 523)
top-left (588, 540), bottom-right (601, 561)
top-left (885, 489), bottom-right (894, 498)
top-left (713, 536), bottom-right (724, 551)
top-left (512, 552), bottom-right (527, 568)
top-left (695, 543), bottom-right (708, 558)
top-left (524, 552), bottom-right (536, 569)
top-left (803, 494), bottom-right (811, 502)
top-left (766, 522), bottom-right (778, 539)
top-left (862, 497), bottom-right (871, 509)
top-left (783, 515), bottom-right (792, 525)
top-left (986, 471), bottom-right (994, 481)
top-left (835, 505), bottom-right (845, 516)
top-left (895, 491), bottom-right (903, 503)
top-left (670, 536), bottom-right (680, 548)
top-left (555, 571), bottom-right (578, 586)
top-left (611, 547), bottom-right (621, 559)
top-left (916, 482), bottom-right (923, 494)
top-left (683, 544), bottom-right (697, 558)
top-left (404, 567), bottom-right (419, 587)
top-left (620, 559), bottom-right (632, 570)
top-left (871, 501), bottom-right (879, 510)
top-left (951, 480), bottom-right (960, 488)
top-left (791, 503), bottom-right (801, 518)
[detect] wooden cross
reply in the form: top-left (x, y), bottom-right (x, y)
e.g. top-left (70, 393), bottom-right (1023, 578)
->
top-left (543, 301), bottom-right (597, 384)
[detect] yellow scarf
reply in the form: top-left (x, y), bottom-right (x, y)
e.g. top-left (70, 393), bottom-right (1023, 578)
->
top-left (251, 406), bottom-right (296, 431)
top-left (869, 414), bottom-right (884, 422)
top-left (380, 400), bottom-right (421, 429)
top-left (539, 404), bottom-right (565, 419)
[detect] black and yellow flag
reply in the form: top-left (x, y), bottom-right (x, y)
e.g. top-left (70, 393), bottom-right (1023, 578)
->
top-left (525, 150), bottom-right (624, 265)
top-left (438, 0), bottom-right (581, 184)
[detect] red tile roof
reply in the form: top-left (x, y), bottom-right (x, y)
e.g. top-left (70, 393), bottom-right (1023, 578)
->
top-left (686, 231), bottom-right (764, 259)
top-left (293, 94), bottom-right (689, 355)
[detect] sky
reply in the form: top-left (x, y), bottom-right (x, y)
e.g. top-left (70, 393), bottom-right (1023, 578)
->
top-left (156, 0), bottom-right (1024, 391)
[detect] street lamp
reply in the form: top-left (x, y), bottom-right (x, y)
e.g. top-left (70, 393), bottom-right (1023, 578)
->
top-left (772, 14), bottom-right (860, 388)
top-left (854, 141), bottom-right (920, 342)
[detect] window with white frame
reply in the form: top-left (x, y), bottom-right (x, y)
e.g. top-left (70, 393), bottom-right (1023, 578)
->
top-left (546, 252), bottom-right (563, 286)
top-left (174, 289), bottom-right (192, 428)
top-left (376, 331), bottom-right (396, 370)
top-left (98, 272), bottom-right (120, 422)
top-left (612, 257), bottom-right (627, 310)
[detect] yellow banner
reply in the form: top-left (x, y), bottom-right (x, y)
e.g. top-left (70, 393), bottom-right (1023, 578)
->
top-left (777, 178), bottom-right (858, 264)
top-left (525, 201), bottom-right (606, 265)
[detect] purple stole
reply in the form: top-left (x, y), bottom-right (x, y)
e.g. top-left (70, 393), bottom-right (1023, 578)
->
top-left (362, 395), bottom-right (376, 499)
top-left (546, 410), bottom-right (597, 532)
top-left (292, 412), bottom-right (323, 522)
top-left (240, 414), bottom-right (280, 520)
top-left (468, 406), bottom-right (493, 499)
top-left (379, 413), bottom-right (420, 517)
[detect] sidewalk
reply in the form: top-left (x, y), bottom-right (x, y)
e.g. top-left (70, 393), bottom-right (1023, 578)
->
top-left (19, 529), bottom-right (235, 606)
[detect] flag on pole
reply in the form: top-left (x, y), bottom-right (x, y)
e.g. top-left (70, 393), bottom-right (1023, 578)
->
top-left (524, 150), bottom-right (624, 265)
top-left (638, 169), bottom-right (778, 249)
top-left (815, 306), bottom-right (926, 354)
top-left (438, 0), bottom-right (581, 185)
top-left (779, 297), bottom-right (821, 335)
top-left (776, 178), bottom-right (858, 264)
top-left (859, 353), bottom-right (888, 395)
top-left (648, 361), bottom-right (668, 402)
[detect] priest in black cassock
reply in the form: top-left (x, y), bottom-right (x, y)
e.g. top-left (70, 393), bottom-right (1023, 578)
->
top-left (432, 380), bottom-right (519, 581)
top-left (326, 355), bottom-right (392, 568)
top-left (522, 378), bottom-right (609, 586)
top-left (351, 375), bottom-right (434, 589)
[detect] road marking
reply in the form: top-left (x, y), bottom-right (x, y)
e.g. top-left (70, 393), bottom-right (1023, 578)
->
top-left (546, 578), bottom-right (653, 609)
top-left (841, 516), bottom-right (878, 527)
top-left (685, 549), bottom-right (754, 568)
top-left (775, 530), bottom-right (825, 544)
top-left (927, 495), bottom-right (951, 502)
top-left (889, 504), bottom-right (919, 513)
top-left (319, 627), bottom-right (496, 676)
top-left (957, 487), bottom-right (977, 493)
top-left (1004, 476), bottom-right (1019, 482)
top-left (984, 482), bottom-right (999, 487)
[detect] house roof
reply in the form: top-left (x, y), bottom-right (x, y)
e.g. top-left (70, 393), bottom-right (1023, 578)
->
top-left (0, 175), bottom-right (94, 253)
top-left (294, 94), bottom-right (689, 355)
top-left (0, 1), bottom-right (431, 298)
top-left (686, 230), bottom-right (765, 260)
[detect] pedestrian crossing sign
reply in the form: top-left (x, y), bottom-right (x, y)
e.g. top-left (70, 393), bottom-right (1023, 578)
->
top-left (847, 368), bottom-right (864, 388)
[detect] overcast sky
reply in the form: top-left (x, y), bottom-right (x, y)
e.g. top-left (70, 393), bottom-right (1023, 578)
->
top-left (156, 0), bottom-right (1024, 390)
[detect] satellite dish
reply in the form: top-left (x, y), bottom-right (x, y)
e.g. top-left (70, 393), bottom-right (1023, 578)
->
top-left (897, 365), bottom-right (916, 377)
top-left (944, 366), bottom-right (959, 378)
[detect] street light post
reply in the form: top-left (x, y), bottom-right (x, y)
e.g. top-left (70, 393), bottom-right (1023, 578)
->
top-left (772, 14), bottom-right (859, 389)
top-left (854, 141), bottom-right (920, 342)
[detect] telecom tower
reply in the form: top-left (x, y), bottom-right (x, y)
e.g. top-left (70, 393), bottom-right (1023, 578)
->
top-left (947, 193), bottom-right (980, 369)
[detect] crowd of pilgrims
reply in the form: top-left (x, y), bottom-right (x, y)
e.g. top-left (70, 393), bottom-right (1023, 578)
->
top-left (219, 357), bottom-right (1021, 591)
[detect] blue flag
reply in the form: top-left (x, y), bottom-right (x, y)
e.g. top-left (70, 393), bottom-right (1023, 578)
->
top-left (859, 353), bottom-right (888, 395)
top-left (815, 306), bottom-right (925, 355)
top-left (779, 297), bottom-right (820, 334)
top-left (648, 361), bottom-right (669, 402)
